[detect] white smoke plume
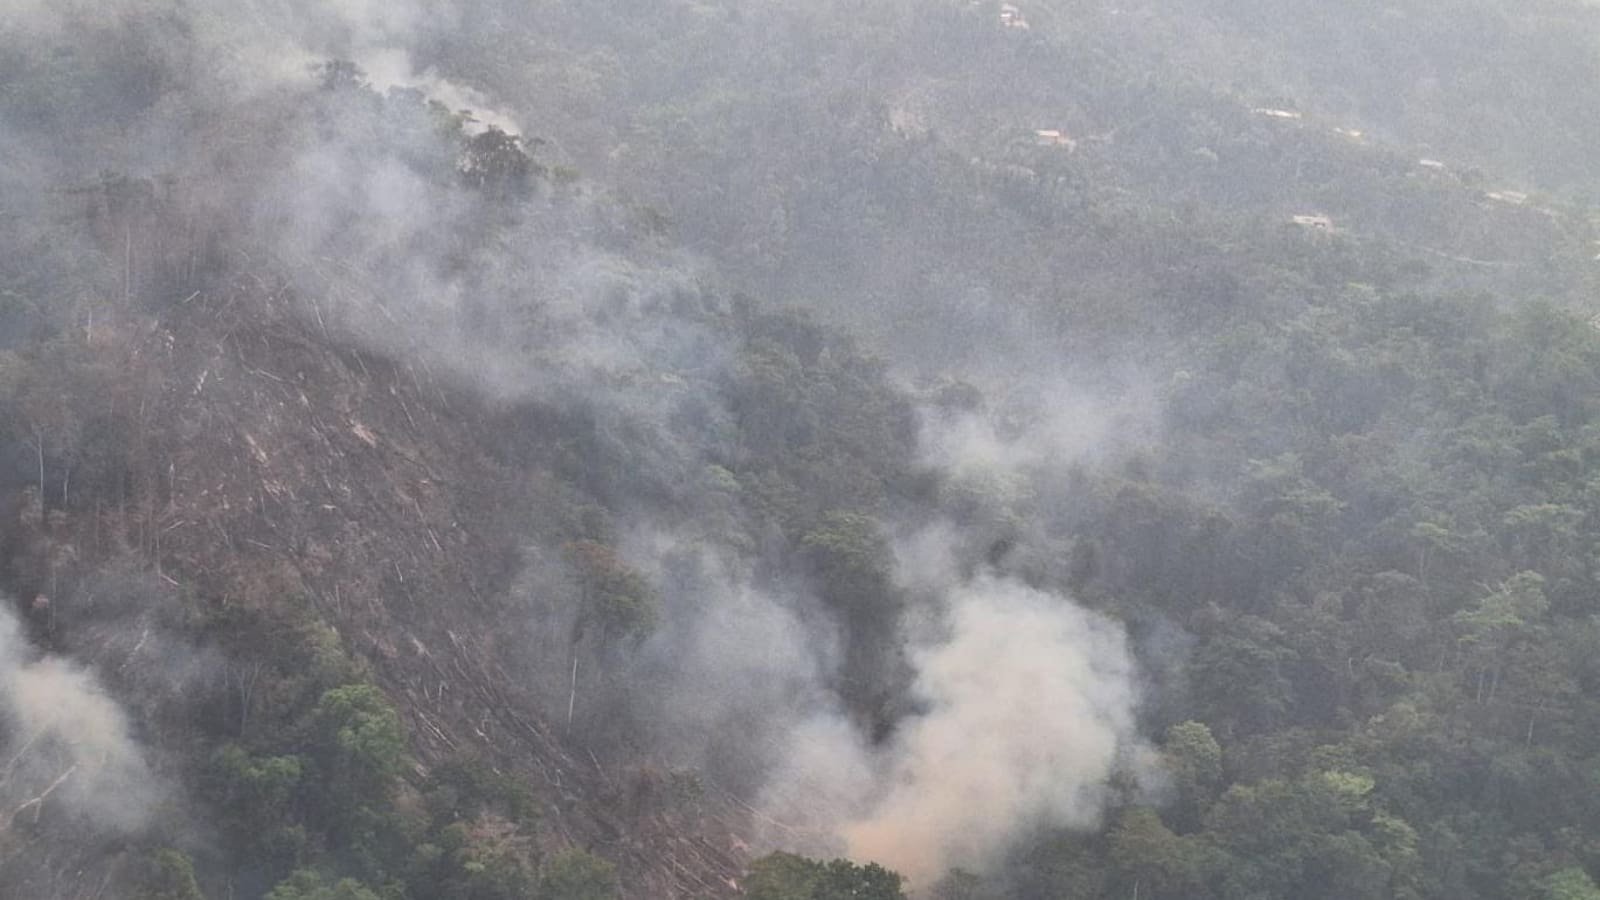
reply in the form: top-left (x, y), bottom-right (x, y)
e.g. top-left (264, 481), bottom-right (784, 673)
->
top-left (0, 604), bottom-right (159, 837)
top-left (0, 0), bottom-right (518, 129)
top-left (746, 381), bottom-right (1158, 886)
top-left (258, 0), bottom-right (524, 131)
top-left (753, 528), bottom-right (1151, 886)
top-left (841, 572), bottom-right (1145, 882)
top-left (916, 369), bottom-right (1159, 481)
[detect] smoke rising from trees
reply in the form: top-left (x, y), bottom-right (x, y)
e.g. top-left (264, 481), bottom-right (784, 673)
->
top-left (747, 526), bottom-right (1150, 886)
top-left (0, 0), bottom-right (1160, 881)
top-left (24, 0), bottom-right (1600, 895)
top-left (0, 604), bottom-right (159, 838)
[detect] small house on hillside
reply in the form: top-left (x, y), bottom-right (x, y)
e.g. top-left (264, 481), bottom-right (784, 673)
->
top-left (1292, 214), bottom-right (1334, 231)
top-left (1485, 190), bottom-right (1529, 206)
top-left (1000, 4), bottom-right (1030, 28)
top-left (1034, 129), bottom-right (1077, 150)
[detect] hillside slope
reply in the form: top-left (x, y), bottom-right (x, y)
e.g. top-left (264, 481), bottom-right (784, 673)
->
top-left (11, 3), bottom-right (1600, 900)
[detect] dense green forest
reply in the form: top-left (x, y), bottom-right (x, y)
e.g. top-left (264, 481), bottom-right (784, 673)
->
top-left (4, 1), bottom-right (1600, 899)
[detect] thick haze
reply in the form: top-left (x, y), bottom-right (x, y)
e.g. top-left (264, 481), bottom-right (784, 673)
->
top-left (0, 0), bottom-right (1158, 883)
top-left (6, 0), bottom-right (1600, 897)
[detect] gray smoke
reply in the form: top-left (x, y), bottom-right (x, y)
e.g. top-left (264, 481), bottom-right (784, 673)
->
top-left (0, 0), bottom-right (1160, 886)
